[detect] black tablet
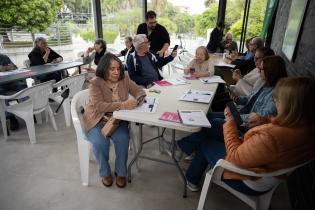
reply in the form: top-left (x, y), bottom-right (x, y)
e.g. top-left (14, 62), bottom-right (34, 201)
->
top-left (226, 102), bottom-right (243, 126)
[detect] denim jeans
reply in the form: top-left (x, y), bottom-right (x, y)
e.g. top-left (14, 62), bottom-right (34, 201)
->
top-left (177, 112), bottom-right (226, 185)
top-left (85, 121), bottom-right (129, 178)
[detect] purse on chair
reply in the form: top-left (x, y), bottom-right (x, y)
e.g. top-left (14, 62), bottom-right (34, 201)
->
top-left (101, 113), bottom-right (120, 137)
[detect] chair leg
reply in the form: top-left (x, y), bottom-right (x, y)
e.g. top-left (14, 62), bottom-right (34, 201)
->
top-left (256, 186), bottom-right (278, 210)
top-left (24, 114), bottom-right (36, 144)
top-left (62, 99), bottom-right (71, 127)
top-left (47, 106), bottom-right (58, 131)
top-left (197, 173), bottom-right (212, 210)
top-left (78, 140), bottom-right (90, 186)
top-left (0, 109), bottom-right (8, 140)
top-left (35, 113), bottom-right (43, 124)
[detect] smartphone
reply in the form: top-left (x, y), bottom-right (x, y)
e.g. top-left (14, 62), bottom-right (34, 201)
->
top-left (171, 45), bottom-right (179, 54)
top-left (226, 101), bottom-right (243, 126)
top-left (137, 95), bottom-right (146, 105)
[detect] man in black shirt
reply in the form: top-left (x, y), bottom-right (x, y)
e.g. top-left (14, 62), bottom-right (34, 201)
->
top-left (28, 37), bottom-right (63, 82)
top-left (136, 11), bottom-right (170, 57)
top-left (206, 22), bottom-right (224, 53)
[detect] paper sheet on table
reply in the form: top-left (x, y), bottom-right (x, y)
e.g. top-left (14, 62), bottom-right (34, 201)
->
top-left (215, 62), bottom-right (236, 68)
top-left (118, 97), bottom-right (158, 113)
top-left (179, 89), bottom-right (214, 104)
top-left (178, 110), bottom-right (211, 127)
top-left (199, 76), bottom-right (226, 84)
top-left (0, 68), bottom-right (31, 76)
top-left (165, 77), bottom-right (188, 85)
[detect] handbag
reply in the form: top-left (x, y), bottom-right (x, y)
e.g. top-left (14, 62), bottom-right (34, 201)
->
top-left (101, 114), bottom-right (120, 137)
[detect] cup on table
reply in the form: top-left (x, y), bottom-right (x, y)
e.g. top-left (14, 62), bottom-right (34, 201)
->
top-left (190, 67), bottom-right (195, 74)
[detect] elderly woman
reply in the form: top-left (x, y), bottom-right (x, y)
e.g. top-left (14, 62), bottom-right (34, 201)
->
top-left (218, 77), bottom-right (315, 195)
top-left (184, 46), bottom-right (215, 78)
top-left (220, 32), bottom-right (238, 53)
top-left (177, 55), bottom-right (288, 191)
top-left (83, 53), bottom-right (145, 188)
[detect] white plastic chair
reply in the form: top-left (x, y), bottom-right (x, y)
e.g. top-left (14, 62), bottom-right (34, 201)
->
top-left (0, 80), bottom-right (57, 144)
top-left (197, 158), bottom-right (314, 210)
top-left (170, 58), bottom-right (187, 74)
top-left (49, 73), bottom-right (87, 127)
top-left (71, 89), bottom-right (140, 186)
top-left (71, 89), bottom-right (91, 186)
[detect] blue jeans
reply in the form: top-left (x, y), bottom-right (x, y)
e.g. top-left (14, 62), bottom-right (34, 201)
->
top-left (177, 112), bottom-right (226, 185)
top-left (85, 121), bottom-right (129, 178)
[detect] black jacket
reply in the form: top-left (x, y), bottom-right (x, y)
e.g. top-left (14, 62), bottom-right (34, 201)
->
top-left (126, 51), bottom-right (173, 87)
top-left (206, 27), bottom-right (223, 53)
top-left (28, 47), bottom-right (62, 66)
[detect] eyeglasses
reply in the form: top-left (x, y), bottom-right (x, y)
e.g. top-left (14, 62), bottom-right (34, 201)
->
top-left (254, 56), bottom-right (263, 61)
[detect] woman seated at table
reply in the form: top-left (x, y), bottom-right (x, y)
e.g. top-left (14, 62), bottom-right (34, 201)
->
top-left (182, 77), bottom-right (315, 194)
top-left (28, 37), bottom-right (63, 82)
top-left (177, 55), bottom-right (288, 191)
top-left (184, 46), bottom-right (214, 78)
top-left (83, 53), bottom-right (145, 188)
top-left (83, 39), bottom-right (107, 73)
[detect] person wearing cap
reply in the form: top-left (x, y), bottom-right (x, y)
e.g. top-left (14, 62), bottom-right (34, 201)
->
top-left (206, 22), bottom-right (225, 53)
top-left (136, 11), bottom-right (170, 57)
top-left (126, 34), bottom-right (176, 89)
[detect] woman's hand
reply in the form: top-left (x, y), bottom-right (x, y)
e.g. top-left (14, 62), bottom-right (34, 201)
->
top-left (247, 112), bottom-right (262, 128)
top-left (232, 69), bottom-right (242, 82)
top-left (184, 68), bottom-right (190, 75)
top-left (122, 99), bottom-right (138, 110)
top-left (224, 107), bottom-right (233, 121)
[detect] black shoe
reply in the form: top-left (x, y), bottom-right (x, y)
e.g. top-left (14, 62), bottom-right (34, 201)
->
top-left (9, 116), bottom-right (19, 131)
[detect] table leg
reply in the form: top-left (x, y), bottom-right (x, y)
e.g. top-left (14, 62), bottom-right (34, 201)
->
top-left (0, 103), bottom-right (8, 140)
top-left (78, 66), bottom-right (82, 74)
top-left (170, 129), bottom-right (187, 198)
top-left (127, 123), bottom-right (143, 182)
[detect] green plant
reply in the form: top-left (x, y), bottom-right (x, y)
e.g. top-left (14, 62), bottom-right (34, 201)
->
top-left (80, 30), bottom-right (118, 44)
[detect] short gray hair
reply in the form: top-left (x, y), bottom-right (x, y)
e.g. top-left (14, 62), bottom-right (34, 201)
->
top-left (35, 37), bottom-right (47, 45)
top-left (133, 34), bottom-right (147, 51)
top-left (251, 37), bottom-right (264, 49)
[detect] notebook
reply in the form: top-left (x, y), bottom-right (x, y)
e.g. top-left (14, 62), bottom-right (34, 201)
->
top-left (179, 89), bottom-right (214, 104)
top-left (159, 112), bottom-right (181, 123)
top-left (178, 110), bottom-right (211, 127)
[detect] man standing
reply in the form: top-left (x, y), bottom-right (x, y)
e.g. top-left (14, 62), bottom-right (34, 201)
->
top-left (127, 34), bottom-right (176, 88)
top-left (137, 11), bottom-right (170, 57)
top-left (206, 22), bottom-right (224, 53)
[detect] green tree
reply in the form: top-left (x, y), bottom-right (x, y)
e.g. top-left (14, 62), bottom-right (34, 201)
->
top-left (157, 17), bottom-right (177, 35)
top-left (194, 3), bottom-right (218, 37)
top-left (174, 12), bottom-right (195, 34)
top-left (0, 0), bottom-right (63, 41)
top-left (0, 0), bottom-right (63, 33)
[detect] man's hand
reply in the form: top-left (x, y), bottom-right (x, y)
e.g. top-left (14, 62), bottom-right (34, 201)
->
top-left (45, 47), bottom-right (51, 55)
top-left (232, 69), bottom-right (242, 82)
top-left (157, 50), bottom-right (164, 57)
top-left (171, 51), bottom-right (177, 58)
top-left (247, 112), bottom-right (262, 128)
top-left (122, 99), bottom-right (138, 110)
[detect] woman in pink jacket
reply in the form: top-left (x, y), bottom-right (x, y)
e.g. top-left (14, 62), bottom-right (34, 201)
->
top-left (184, 77), bottom-right (315, 194)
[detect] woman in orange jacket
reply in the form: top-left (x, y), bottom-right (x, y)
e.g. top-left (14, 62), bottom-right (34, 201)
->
top-left (183, 77), bottom-right (315, 194)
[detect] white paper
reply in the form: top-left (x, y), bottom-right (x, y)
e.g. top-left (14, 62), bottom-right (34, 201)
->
top-left (178, 110), bottom-right (211, 128)
top-left (179, 89), bottom-right (214, 104)
top-left (0, 68), bottom-right (31, 76)
top-left (118, 97), bottom-right (158, 113)
top-left (215, 62), bottom-right (236, 68)
top-left (199, 76), bottom-right (226, 84)
top-left (166, 77), bottom-right (188, 85)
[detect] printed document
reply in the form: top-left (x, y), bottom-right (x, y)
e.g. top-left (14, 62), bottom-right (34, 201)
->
top-left (179, 89), bottom-right (214, 103)
top-left (178, 110), bottom-right (211, 127)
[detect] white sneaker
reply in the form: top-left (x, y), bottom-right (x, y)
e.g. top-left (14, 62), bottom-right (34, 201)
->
top-left (186, 180), bottom-right (199, 192)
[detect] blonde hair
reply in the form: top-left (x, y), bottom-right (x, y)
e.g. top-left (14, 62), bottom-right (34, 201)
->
top-left (273, 77), bottom-right (315, 127)
top-left (195, 46), bottom-right (209, 61)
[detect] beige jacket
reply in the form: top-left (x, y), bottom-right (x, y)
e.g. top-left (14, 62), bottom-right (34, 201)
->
top-left (83, 75), bottom-right (145, 131)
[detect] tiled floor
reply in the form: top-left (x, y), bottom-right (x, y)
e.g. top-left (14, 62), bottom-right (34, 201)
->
top-left (0, 105), bottom-right (291, 210)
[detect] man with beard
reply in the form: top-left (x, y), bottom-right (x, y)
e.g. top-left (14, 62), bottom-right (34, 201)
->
top-left (136, 11), bottom-right (170, 57)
